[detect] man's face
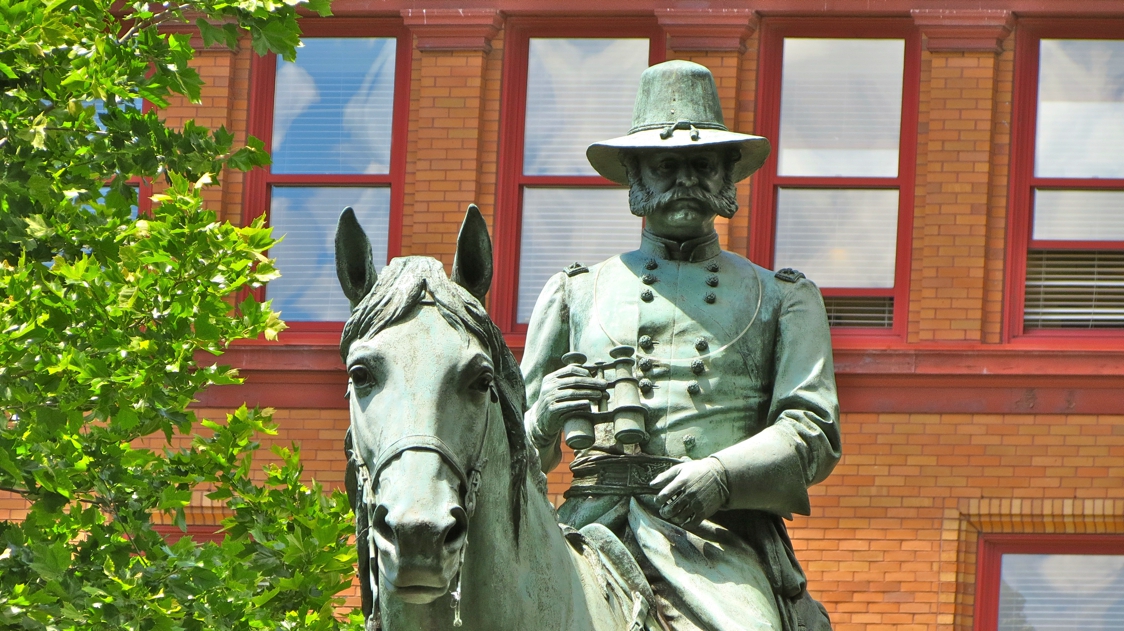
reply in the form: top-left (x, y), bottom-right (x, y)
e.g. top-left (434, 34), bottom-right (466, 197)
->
top-left (626, 147), bottom-right (738, 240)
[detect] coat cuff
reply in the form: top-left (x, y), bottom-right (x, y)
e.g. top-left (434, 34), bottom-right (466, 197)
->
top-left (712, 427), bottom-right (812, 519)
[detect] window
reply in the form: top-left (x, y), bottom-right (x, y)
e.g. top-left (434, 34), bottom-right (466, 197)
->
top-left (493, 19), bottom-right (664, 334)
top-left (246, 20), bottom-right (408, 330)
top-left (976, 534), bottom-right (1124, 631)
top-left (752, 20), bottom-right (919, 335)
top-left (1008, 21), bottom-right (1124, 336)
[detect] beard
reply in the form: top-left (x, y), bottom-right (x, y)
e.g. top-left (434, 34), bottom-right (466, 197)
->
top-left (627, 179), bottom-right (740, 219)
top-left (622, 151), bottom-right (740, 219)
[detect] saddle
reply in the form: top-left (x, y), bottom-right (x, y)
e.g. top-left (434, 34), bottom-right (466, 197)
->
top-left (563, 521), bottom-right (668, 631)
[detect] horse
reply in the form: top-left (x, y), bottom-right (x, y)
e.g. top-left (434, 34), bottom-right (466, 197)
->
top-left (335, 205), bottom-right (663, 631)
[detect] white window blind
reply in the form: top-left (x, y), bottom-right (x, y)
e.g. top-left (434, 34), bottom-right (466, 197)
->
top-left (999, 553), bottom-right (1124, 631)
top-left (518, 188), bottom-right (640, 322)
top-left (523, 38), bottom-right (649, 176)
top-left (268, 187), bottom-right (389, 322)
top-left (774, 188), bottom-right (899, 289)
top-left (1035, 40), bottom-right (1124, 179)
top-left (778, 39), bottom-right (904, 177)
top-left (1025, 250), bottom-right (1124, 329)
top-left (272, 38), bottom-right (396, 175)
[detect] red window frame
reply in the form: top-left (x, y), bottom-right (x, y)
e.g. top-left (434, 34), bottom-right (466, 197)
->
top-left (243, 18), bottom-right (410, 343)
top-left (974, 532), bottom-right (1124, 631)
top-left (751, 18), bottom-right (920, 343)
top-left (1004, 19), bottom-right (1124, 344)
top-left (491, 17), bottom-right (666, 342)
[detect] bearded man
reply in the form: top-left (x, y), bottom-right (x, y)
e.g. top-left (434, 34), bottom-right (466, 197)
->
top-left (521, 60), bottom-right (840, 631)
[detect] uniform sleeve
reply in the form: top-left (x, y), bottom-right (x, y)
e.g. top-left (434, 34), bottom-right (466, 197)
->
top-left (520, 271), bottom-right (572, 473)
top-left (712, 276), bottom-right (842, 518)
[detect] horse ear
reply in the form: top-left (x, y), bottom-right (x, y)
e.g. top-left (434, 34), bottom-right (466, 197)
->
top-left (335, 207), bottom-right (378, 310)
top-left (451, 204), bottom-right (493, 303)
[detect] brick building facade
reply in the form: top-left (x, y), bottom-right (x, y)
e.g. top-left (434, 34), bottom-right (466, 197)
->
top-left (6, 1), bottom-right (1124, 629)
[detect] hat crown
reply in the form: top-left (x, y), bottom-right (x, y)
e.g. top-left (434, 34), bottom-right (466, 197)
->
top-left (630, 60), bottom-right (726, 133)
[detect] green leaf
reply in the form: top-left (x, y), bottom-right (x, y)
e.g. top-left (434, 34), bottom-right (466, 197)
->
top-left (29, 543), bottom-right (71, 581)
top-left (251, 586), bottom-right (280, 607)
top-left (195, 18), bottom-right (226, 49)
top-left (251, 20), bottom-right (301, 61)
top-left (0, 448), bottom-right (24, 480)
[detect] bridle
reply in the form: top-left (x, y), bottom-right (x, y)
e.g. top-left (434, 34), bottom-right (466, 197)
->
top-left (352, 373), bottom-right (497, 629)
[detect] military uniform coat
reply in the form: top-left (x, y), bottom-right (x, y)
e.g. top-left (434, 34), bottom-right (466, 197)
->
top-left (521, 230), bottom-right (842, 631)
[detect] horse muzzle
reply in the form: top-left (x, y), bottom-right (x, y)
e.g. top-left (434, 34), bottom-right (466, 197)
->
top-left (372, 451), bottom-right (470, 604)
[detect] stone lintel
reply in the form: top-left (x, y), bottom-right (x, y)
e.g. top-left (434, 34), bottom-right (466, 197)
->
top-left (911, 9), bottom-right (1014, 53)
top-left (656, 8), bottom-right (757, 53)
top-left (401, 8), bottom-right (503, 53)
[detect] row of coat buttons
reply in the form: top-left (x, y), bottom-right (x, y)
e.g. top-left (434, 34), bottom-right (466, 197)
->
top-left (636, 355), bottom-right (706, 395)
top-left (637, 335), bottom-right (708, 352)
top-left (641, 260), bottom-right (720, 303)
top-left (637, 378), bottom-right (703, 395)
top-left (637, 358), bottom-right (706, 374)
top-left (644, 258), bottom-right (721, 273)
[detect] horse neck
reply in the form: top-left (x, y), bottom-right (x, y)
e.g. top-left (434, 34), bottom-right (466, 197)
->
top-left (380, 403), bottom-right (591, 631)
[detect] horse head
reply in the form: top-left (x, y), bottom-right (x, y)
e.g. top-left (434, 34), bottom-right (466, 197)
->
top-left (336, 206), bottom-right (528, 622)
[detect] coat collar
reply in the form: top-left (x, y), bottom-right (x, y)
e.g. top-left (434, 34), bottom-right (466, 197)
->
top-left (639, 229), bottom-right (722, 262)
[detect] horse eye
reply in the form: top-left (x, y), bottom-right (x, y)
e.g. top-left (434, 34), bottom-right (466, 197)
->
top-left (349, 365), bottom-right (373, 388)
top-left (471, 372), bottom-right (494, 394)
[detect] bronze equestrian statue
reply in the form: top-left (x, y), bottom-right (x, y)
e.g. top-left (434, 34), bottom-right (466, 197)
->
top-left (337, 59), bottom-right (839, 631)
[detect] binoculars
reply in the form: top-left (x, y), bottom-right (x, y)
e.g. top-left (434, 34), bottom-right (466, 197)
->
top-left (560, 345), bottom-right (648, 450)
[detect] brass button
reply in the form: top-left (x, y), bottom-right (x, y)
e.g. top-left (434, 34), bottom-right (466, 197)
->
top-left (684, 434), bottom-right (696, 448)
top-left (639, 335), bottom-right (654, 350)
top-left (687, 381), bottom-right (701, 395)
top-left (706, 274), bottom-right (719, 287)
top-left (691, 359), bottom-right (705, 375)
top-left (706, 261), bottom-right (720, 272)
top-left (638, 357), bottom-right (653, 371)
top-left (641, 289), bottom-right (654, 302)
top-left (645, 258), bottom-right (659, 270)
top-left (642, 274), bottom-right (657, 285)
top-left (639, 378), bottom-right (654, 393)
top-left (694, 337), bottom-right (708, 352)
top-left (704, 292), bottom-right (716, 304)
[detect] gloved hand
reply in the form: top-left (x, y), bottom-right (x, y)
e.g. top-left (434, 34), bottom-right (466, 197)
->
top-left (528, 364), bottom-right (606, 448)
top-left (649, 457), bottom-right (730, 529)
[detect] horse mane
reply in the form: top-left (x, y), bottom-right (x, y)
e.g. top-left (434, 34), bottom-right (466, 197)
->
top-left (339, 256), bottom-right (531, 542)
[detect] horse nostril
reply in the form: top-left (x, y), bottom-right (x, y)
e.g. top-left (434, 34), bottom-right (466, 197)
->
top-left (372, 504), bottom-right (394, 544)
top-left (444, 506), bottom-right (468, 547)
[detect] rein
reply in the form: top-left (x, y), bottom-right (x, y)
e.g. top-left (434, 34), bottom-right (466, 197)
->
top-left (354, 381), bottom-right (496, 628)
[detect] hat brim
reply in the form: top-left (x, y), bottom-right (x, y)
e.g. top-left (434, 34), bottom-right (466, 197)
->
top-left (586, 127), bottom-right (771, 185)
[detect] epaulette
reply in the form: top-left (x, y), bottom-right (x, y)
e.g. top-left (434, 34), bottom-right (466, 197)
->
top-left (564, 262), bottom-right (589, 277)
top-left (775, 268), bottom-right (806, 283)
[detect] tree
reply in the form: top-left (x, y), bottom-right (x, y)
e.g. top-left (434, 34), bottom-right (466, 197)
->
top-left (0, 1), bottom-right (360, 628)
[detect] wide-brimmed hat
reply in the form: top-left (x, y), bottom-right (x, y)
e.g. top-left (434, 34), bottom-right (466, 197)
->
top-left (586, 60), bottom-right (771, 185)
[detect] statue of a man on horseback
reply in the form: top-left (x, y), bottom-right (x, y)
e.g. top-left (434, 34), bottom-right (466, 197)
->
top-left (522, 60), bottom-right (841, 631)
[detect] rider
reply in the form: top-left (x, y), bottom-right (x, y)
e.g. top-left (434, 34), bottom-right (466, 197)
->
top-left (521, 60), bottom-right (840, 631)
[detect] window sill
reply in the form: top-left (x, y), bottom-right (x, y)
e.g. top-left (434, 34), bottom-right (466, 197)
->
top-left (197, 340), bottom-right (1124, 416)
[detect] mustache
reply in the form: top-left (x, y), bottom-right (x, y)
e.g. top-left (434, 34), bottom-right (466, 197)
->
top-left (628, 183), bottom-right (739, 219)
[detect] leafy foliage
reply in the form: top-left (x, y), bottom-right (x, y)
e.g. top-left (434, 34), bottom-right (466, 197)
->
top-left (0, 1), bottom-right (360, 628)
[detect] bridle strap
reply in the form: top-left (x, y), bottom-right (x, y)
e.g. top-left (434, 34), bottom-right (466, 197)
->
top-left (371, 434), bottom-right (471, 493)
top-left (355, 387), bottom-right (497, 628)
top-left (363, 386), bottom-right (495, 518)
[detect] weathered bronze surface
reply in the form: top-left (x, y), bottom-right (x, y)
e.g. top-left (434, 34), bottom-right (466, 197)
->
top-left (523, 59), bottom-right (841, 631)
top-left (336, 59), bottom-right (839, 631)
top-left (338, 206), bottom-right (666, 630)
